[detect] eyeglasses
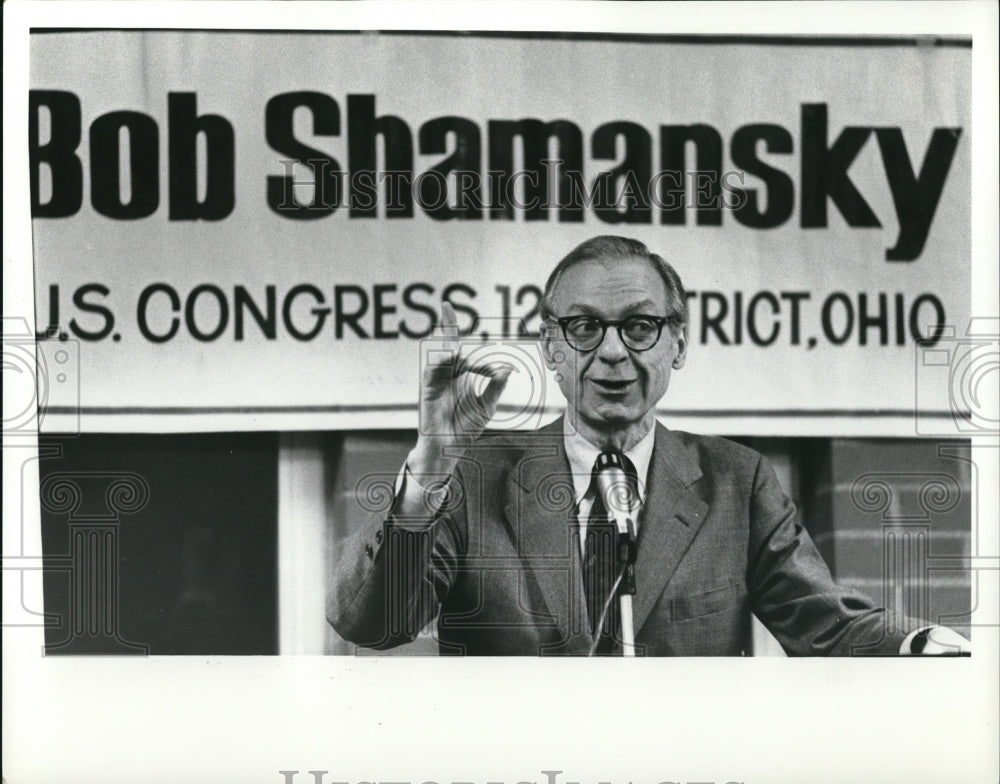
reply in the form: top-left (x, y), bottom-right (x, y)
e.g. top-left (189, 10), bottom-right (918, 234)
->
top-left (554, 315), bottom-right (677, 352)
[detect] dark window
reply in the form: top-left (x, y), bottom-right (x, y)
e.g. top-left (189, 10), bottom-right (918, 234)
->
top-left (39, 433), bottom-right (278, 655)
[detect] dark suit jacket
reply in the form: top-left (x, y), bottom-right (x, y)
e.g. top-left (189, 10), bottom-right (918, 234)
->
top-left (328, 419), bottom-right (914, 655)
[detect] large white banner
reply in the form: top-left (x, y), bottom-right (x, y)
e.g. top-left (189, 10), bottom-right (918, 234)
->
top-left (29, 31), bottom-right (971, 433)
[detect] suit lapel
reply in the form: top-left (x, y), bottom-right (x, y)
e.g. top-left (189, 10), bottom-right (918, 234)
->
top-left (498, 419), bottom-right (710, 651)
top-left (632, 423), bottom-right (710, 636)
top-left (501, 418), bottom-right (591, 654)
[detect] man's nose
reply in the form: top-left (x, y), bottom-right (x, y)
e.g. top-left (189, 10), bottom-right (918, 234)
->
top-left (596, 325), bottom-right (630, 362)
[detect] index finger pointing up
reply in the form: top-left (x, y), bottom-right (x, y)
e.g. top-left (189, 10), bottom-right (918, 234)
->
top-left (440, 300), bottom-right (460, 347)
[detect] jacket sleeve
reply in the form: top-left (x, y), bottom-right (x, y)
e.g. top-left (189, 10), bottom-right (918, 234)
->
top-left (326, 465), bottom-right (467, 650)
top-left (746, 453), bottom-right (919, 656)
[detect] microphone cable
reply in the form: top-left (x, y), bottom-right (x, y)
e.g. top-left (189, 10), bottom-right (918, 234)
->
top-left (587, 560), bottom-right (629, 657)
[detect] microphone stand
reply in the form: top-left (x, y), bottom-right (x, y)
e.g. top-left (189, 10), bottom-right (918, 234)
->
top-left (595, 454), bottom-right (639, 657)
top-left (616, 515), bottom-right (638, 656)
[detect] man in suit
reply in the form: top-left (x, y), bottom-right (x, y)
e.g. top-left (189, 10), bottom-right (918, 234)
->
top-left (328, 236), bottom-right (969, 656)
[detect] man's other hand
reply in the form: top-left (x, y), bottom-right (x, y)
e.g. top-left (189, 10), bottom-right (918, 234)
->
top-left (903, 625), bottom-right (972, 655)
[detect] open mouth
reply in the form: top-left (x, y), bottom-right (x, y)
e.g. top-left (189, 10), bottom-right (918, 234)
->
top-left (592, 378), bottom-right (635, 392)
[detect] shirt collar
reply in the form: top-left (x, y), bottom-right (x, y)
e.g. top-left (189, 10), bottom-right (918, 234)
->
top-left (563, 419), bottom-right (655, 505)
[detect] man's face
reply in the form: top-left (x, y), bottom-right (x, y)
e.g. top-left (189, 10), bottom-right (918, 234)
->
top-left (542, 256), bottom-right (687, 444)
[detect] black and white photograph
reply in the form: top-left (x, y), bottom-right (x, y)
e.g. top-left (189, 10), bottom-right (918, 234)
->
top-left (3, 2), bottom-right (998, 782)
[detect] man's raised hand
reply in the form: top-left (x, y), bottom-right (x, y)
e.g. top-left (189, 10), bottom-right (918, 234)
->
top-left (408, 301), bottom-right (514, 476)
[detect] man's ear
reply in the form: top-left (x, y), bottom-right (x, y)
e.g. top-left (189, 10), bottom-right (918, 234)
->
top-left (671, 325), bottom-right (688, 369)
top-left (540, 322), bottom-right (560, 370)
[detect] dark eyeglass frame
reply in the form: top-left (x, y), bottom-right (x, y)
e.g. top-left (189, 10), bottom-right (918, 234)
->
top-left (553, 314), bottom-right (678, 352)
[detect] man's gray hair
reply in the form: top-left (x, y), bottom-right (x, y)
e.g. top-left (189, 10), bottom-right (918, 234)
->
top-left (539, 236), bottom-right (689, 330)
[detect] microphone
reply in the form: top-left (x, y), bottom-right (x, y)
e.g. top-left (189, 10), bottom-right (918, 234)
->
top-left (595, 452), bottom-right (637, 535)
top-left (596, 458), bottom-right (632, 529)
top-left (596, 460), bottom-right (638, 587)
